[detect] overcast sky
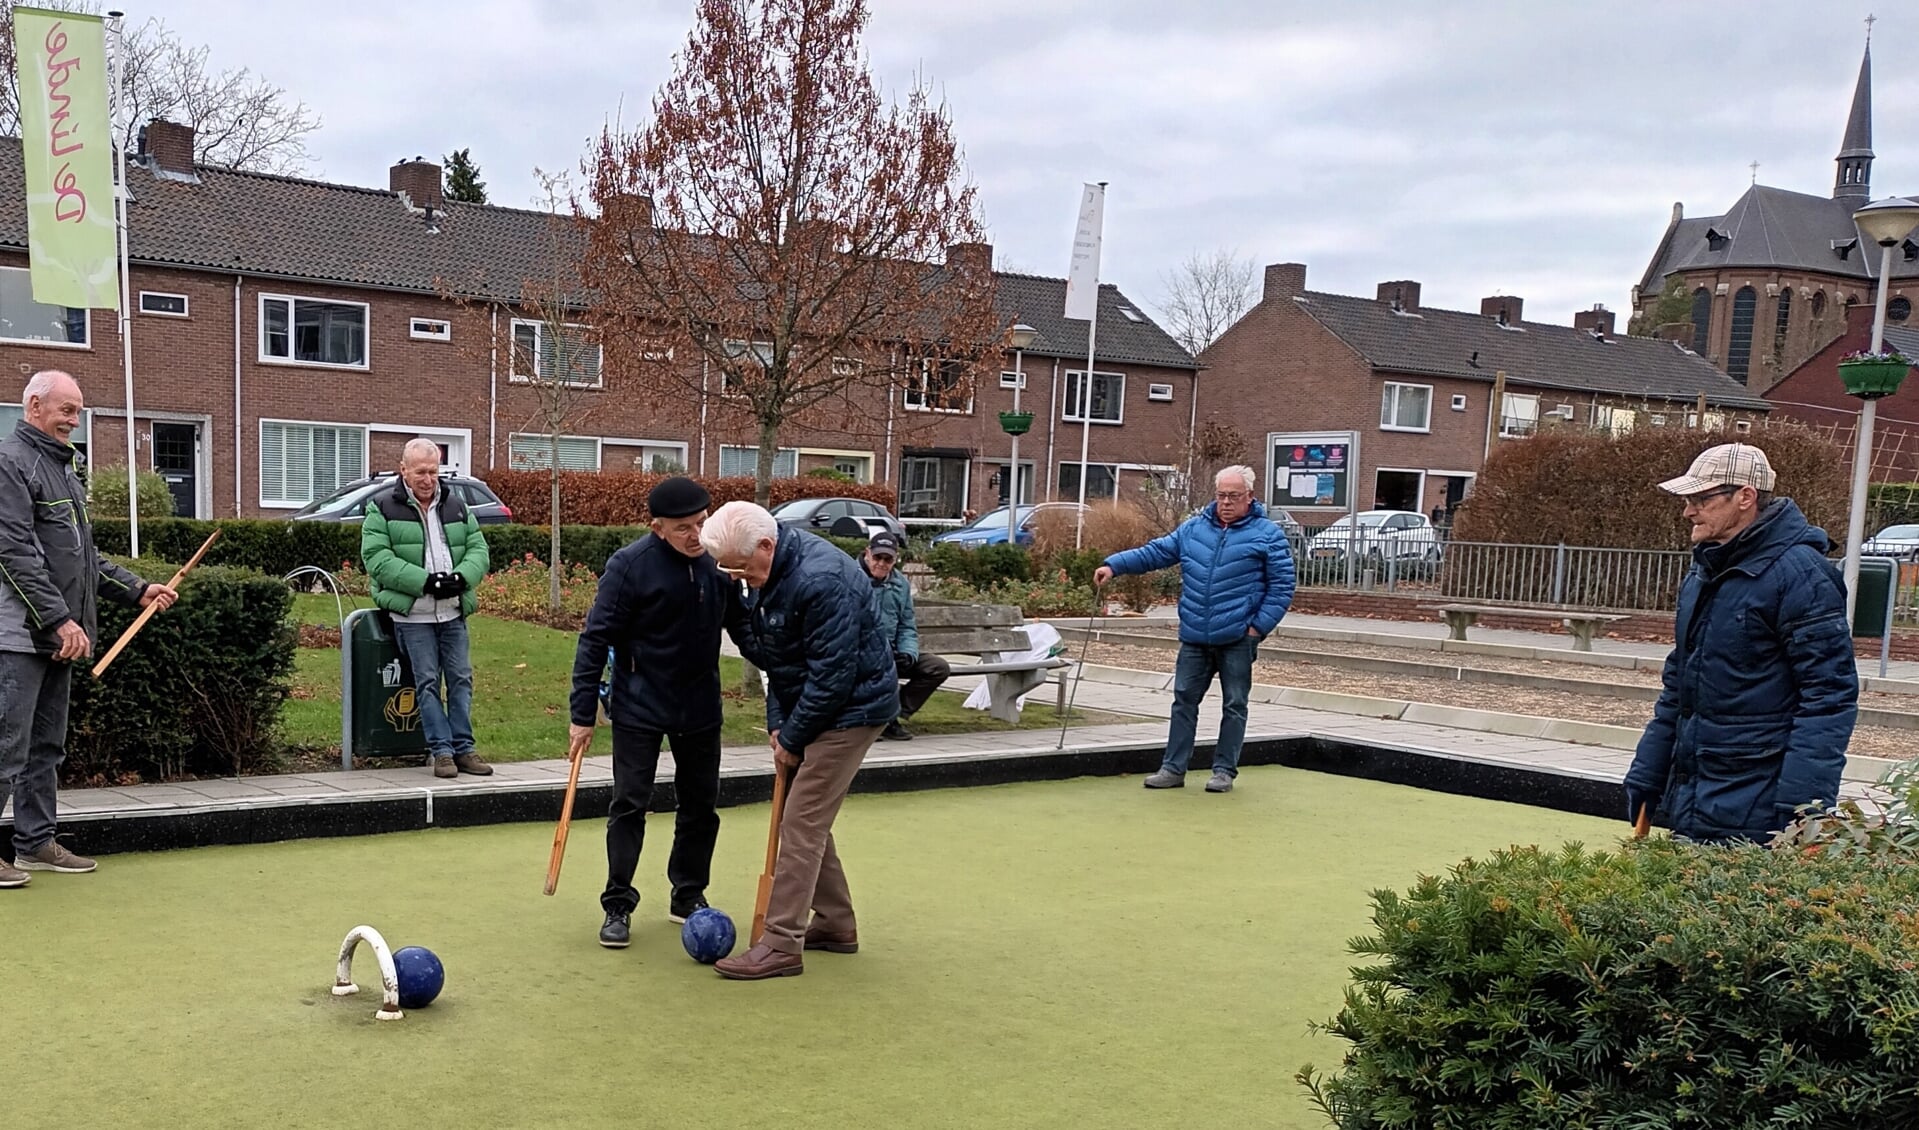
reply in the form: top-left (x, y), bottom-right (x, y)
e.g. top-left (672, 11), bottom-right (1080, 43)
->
top-left (149, 0), bottom-right (1916, 331)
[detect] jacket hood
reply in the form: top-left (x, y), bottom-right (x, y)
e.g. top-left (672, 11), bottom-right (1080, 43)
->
top-left (1695, 498), bottom-right (1828, 580)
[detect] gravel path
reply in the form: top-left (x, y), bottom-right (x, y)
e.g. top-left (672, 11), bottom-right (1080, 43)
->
top-left (1080, 641), bottom-right (1917, 761)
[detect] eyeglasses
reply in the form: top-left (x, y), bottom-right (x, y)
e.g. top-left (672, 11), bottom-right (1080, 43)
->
top-left (1216, 491), bottom-right (1250, 502)
top-left (1685, 486), bottom-right (1739, 504)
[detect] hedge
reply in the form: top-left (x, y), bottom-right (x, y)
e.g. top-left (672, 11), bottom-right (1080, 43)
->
top-left (484, 469), bottom-right (897, 526)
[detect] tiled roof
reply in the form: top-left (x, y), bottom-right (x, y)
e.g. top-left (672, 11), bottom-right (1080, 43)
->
top-left (1293, 290), bottom-right (1772, 411)
top-left (0, 138), bottom-right (1196, 370)
top-left (1638, 184), bottom-right (1919, 295)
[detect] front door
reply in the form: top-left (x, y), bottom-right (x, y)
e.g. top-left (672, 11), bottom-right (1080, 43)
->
top-left (151, 422), bottom-right (198, 517)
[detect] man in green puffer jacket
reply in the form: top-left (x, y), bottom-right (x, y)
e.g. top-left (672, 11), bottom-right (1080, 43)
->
top-left (361, 439), bottom-right (491, 779)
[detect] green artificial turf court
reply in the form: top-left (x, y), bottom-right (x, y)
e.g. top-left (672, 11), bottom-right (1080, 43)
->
top-left (10, 766), bottom-right (1619, 1129)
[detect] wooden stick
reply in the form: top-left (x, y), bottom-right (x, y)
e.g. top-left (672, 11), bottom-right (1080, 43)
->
top-left (1633, 802), bottom-right (1652, 841)
top-left (750, 760), bottom-right (790, 946)
top-left (92, 529), bottom-right (220, 677)
top-left (543, 749), bottom-right (585, 896)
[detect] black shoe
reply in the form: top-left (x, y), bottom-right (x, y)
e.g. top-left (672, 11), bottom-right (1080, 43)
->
top-left (599, 911), bottom-right (631, 949)
top-left (669, 894), bottom-right (709, 925)
top-left (881, 720), bottom-right (913, 741)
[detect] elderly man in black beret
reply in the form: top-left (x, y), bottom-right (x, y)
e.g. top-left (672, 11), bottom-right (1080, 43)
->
top-left (568, 477), bottom-right (744, 948)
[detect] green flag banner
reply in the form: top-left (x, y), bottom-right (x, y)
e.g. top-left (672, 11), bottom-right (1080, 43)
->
top-left (13, 7), bottom-right (118, 310)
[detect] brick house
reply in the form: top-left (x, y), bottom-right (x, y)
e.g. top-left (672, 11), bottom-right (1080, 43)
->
top-left (0, 122), bottom-right (1196, 524)
top-left (1765, 302), bottom-right (1919, 476)
top-left (1198, 263), bottom-right (1770, 523)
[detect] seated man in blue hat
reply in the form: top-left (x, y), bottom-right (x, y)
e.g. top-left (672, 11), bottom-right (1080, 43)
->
top-left (861, 531), bottom-right (948, 740)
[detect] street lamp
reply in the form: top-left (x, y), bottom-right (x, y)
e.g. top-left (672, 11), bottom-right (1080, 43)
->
top-left (1003, 322), bottom-right (1039, 547)
top-left (1841, 196), bottom-right (1919, 623)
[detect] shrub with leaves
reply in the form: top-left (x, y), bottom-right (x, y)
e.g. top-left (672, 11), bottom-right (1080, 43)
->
top-left (85, 465), bottom-right (178, 522)
top-left (476, 554), bottom-right (600, 629)
top-left (926, 542), bottom-right (1031, 588)
top-left (928, 570), bottom-right (1095, 618)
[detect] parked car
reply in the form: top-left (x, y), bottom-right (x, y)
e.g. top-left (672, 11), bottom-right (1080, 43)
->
top-left (770, 496), bottom-right (906, 540)
top-left (931, 502), bottom-right (1089, 547)
top-left (1863, 523), bottom-right (1919, 561)
top-left (1305, 510), bottom-right (1441, 566)
top-left (289, 472), bottom-right (514, 524)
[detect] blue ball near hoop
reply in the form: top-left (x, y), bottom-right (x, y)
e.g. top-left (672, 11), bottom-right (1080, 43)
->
top-left (393, 945), bottom-right (445, 1009)
top-left (681, 907), bottom-right (737, 964)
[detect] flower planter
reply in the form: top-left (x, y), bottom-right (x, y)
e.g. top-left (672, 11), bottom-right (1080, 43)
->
top-left (1839, 358), bottom-right (1913, 400)
top-left (998, 411), bottom-right (1034, 436)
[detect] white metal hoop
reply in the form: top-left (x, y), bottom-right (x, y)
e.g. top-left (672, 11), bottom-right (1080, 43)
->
top-left (333, 924), bottom-right (404, 1021)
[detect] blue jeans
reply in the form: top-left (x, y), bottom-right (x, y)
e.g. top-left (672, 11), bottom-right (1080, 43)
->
top-left (1163, 636), bottom-right (1257, 778)
top-left (392, 618), bottom-right (475, 759)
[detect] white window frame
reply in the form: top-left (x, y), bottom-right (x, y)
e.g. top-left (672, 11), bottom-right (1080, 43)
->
top-left (0, 265), bottom-right (90, 348)
top-left (409, 317), bottom-right (452, 342)
top-left (1057, 461), bottom-right (1122, 501)
top-left (601, 437), bottom-right (689, 474)
top-left (999, 370), bottom-right (1027, 390)
top-left (1450, 394), bottom-right (1468, 412)
top-left (1147, 382), bottom-right (1174, 402)
top-left (720, 339), bottom-right (774, 398)
top-left (257, 418), bottom-right (370, 509)
top-left (138, 291), bottom-right (190, 318)
top-left (898, 453), bottom-right (971, 522)
top-left (798, 447), bottom-right (874, 484)
top-left (510, 318), bottom-right (604, 388)
top-left (1062, 369), bottom-right (1125, 425)
top-left (1379, 382), bottom-right (1433, 433)
top-left (508, 432), bottom-right (603, 471)
top-left (1499, 393), bottom-right (1540, 439)
top-left (366, 423), bottom-right (472, 476)
top-left (1589, 404), bottom-right (1636, 438)
top-left (1373, 467), bottom-right (1428, 511)
top-left (831, 357), bottom-right (863, 376)
top-left (902, 356), bottom-right (974, 414)
top-left (259, 292), bottom-right (370, 370)
top-left (719, 444), bottom-right (800, 479)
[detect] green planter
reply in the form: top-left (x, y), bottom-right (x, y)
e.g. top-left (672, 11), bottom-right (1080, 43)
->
top-left (1838, 358), bottom-right (1913, 399)
top-left (998, 411), bottom-right (1034, 436)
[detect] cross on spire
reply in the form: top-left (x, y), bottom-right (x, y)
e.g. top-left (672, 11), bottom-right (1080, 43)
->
top-left (1866, 13), bottom-right (1875, 43)
top-left (1750, 160), bottom-right (1760, 185)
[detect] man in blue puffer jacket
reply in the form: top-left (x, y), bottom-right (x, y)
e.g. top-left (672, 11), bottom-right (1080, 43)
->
top-left (1095, 465), bottom-right (1296, 793)
top-left (1624, 443), bottom-right (1858, 844)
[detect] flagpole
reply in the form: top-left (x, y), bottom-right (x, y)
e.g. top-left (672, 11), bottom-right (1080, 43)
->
top-left (1074, 290), bottom-right (1097, 548)
top-left (107, 10), bottom-right (138, 557)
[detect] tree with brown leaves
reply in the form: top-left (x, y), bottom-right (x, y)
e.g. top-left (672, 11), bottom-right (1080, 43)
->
top-left (583, 0), bottom-right (1004, 506)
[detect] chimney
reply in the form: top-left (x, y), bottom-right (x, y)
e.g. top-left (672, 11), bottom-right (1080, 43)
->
top-left (1481, 295), bottom-right (1524, 325)
top-left (944, 242), bottom-right (993, 275)
top-left (1654, 322), bottom-right (1696, 350)
top-left (1263, 262), bottom-right (1306, 302)
top-left (1573, 303), bottom-right (1616, 337)
top-left (390, 156), bottom-right (444, 212)
top-left (1376, 280), bottom-right (1421, 312)
top-left (139, 119), bottom-right (195, 175)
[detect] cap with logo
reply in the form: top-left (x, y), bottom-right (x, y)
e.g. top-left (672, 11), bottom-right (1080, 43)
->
top-left (1657, 442), bottom-right (1776, 497)
top-left (867, 531), bottom-right (900, 558)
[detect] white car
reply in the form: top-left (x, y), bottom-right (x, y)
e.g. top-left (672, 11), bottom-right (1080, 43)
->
top-left (1863, 523), bottom-right (1919, 561)
top-left (1306, 510), bottom-right (1441, 565)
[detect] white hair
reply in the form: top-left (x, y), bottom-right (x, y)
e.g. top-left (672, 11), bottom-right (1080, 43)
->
top-left (700, 500), bottom-right (778, 559)
top-left (22, 369), bottom-right (75, 408)
top-left (1215, 464), bottom-right (1256, 493)
top-left (402, 437), bottom-right (443, 463)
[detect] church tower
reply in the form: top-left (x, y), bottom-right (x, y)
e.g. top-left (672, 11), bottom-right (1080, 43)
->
top-left (1833, 40), bottom-right (1873, 201)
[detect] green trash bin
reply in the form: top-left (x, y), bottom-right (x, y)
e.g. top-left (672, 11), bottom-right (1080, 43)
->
top-left (1852, 557), bottom-right (1897, 638)
top-left (341, 608), bottom-right (428, 770)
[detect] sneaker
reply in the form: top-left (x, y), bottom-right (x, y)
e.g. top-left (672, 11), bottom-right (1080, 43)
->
top-left (881, 720), bottom-right (913, 742)
top-left (1206, 772), bottom-right (1235, 794)
top-left (669, 894), bottom-right (709, 925)
top-left (599, 911), bottom-right (632, 949)
top-left (432, 756), bottom-right (457, 779)
top-left (1142, 769), bottom-right (1185, 789)
top-left (15, 841), bottom-right (96, 873)
top-left (453, 753), bottom-right (493, 776)
top-left (0, 862), bottom-right (28, 888)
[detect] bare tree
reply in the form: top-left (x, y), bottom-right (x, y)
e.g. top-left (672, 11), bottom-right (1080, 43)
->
top-left (1158, 248), bottom-right (1258, 357)
top-left (583, 0), bottom-right (1003, 507)
top-left (1, 2), bottom-right (319, 174)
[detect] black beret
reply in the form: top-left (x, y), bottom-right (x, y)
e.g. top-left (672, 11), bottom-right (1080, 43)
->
top-left (647, 476), bottom-right (712, 520)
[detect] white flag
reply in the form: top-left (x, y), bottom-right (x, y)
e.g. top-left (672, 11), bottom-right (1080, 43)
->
top-left (1063, 182), bottom-right (1105, 322)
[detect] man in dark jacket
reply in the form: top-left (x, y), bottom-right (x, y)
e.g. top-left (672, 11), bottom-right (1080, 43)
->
top-left (1095, 465), bottom-right (1295, 794)
top-left (0, 371), bottom-right (176, 886)
top-left (1625, 443), bottom-right (1859, 844)
top-left (568, 477), bottom-right (743, 948)
top-left (863, 531), bottom-right (948, 740)
top-left (699, 501), bottom-right (897, 980)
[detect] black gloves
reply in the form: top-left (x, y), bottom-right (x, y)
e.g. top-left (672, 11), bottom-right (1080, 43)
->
top-left (894, 652), bottom-right (914, 676)
top-left (423, 571), bottom-right (469, 599)
top-left (1625, 784), bottom-right (1660, 828)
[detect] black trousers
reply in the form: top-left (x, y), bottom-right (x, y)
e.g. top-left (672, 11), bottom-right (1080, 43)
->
top-left (896, 654), bottom-right (951, 718)
top-left (602, 724), bottom-right (722, 915)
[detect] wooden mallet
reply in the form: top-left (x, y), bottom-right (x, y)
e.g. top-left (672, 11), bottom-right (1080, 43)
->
top-left (92, 529), bottom-right (220, 677)
top-left (543, 748), bottom-right (586, 896)
top-left (750, 759), bottom-right (790, 946)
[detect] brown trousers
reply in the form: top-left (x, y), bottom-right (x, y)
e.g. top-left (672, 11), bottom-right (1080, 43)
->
top-left (762, 724), bottom-right (883, 955)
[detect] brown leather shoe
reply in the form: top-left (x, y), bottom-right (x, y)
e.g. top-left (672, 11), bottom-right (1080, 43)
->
top-left (453, 753), bottom-right (493, 776)
top-left (714, 943), bottom-right (803, 980)
top-left (804, 926), bottom-right (858, 954)
top-left (432, 756), bottom-right (457, 779)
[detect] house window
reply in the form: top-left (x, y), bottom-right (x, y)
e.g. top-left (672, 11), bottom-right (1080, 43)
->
top-left (1451, 394), bottom-right (1467, 412)
top-left (1147, 382), bottom-right (1174, 402)
top-left (1063, 370), bottom-right (1124, 424)
top-left (1690, 287), bottom-right (1712, 354)
top-left (1726, 286), bottom-right (1757, 383)
top-left (1057, 462), bottom-right (1119, 501)
top-left (1379, 383), bottom-right (1432, 432)
top-left (719, 445), bottom-right (799, 478)
top-left (720, 339), bottom-right (774, 396)
top-left (898, 453), bottom-right (969, 520)
top-left (1590, 404), bottom-right (1636, 438)
top-left (603, 440), bottom-right (687, 474)
top-left (903, 356), bottom-right (971, 413)
top-left (261, 295), bottom-right (367, 368)
top-left (511, 319), bottom-right (602, 387)
top-left (1499, 393), bottom-right (1539, 438)
top-left (508, 433), bottom-right (601, 471)
top-left (1891, 297), bottom-right (1913, 323)
top-left (999, 371), bottom-right (1027, 390)
top-left (1771, 287), bottom-right (1793, 361)
top-left (259, 420), bottom-right (367, 507)
top-left (833, 457), bottom-right (864, 481)
top-left (409, 317), bottom-right (452, 342)
top-left (138, 292), bottom-right (189, 317)
top-left (0, 266), bottom-right (88, 346)
top-left (831, 357), bottom-right (862, 376)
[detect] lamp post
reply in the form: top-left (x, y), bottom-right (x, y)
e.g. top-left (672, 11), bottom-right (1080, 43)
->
top-left (1840, 196), bottom-right (1919, 623)
top-left (1004, 323), bottom-right (1039, 546)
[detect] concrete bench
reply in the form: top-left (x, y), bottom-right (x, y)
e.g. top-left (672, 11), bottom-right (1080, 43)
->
top-left (916, 600), bottom-right (1070, 723)
top-left (1426, 602), bottom-right (1629, 652)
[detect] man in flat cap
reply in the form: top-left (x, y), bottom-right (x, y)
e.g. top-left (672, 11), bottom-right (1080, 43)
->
top-left (569, 476), bottom-right (744, 948)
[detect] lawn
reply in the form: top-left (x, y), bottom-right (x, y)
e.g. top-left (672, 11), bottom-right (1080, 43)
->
top-left (282, 595), bottom-right (1128, 760)
top-left (5, 768), bottom-right (1621, 1129)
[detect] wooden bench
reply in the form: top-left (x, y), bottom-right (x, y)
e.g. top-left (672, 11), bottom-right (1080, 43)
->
top-left (1425, 602), bottom-right (1629, 652)
top-left (915, 599), bottom-right (1071, 723)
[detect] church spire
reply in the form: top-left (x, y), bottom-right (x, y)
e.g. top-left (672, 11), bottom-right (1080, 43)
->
top-left (1834, 34), bottom-right (1873, 201)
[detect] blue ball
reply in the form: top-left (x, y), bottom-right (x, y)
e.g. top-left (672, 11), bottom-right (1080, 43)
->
top-left (681, 907), bottom-right (737, 964)
top-left (393, 945), bottom-right (445, 1009)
